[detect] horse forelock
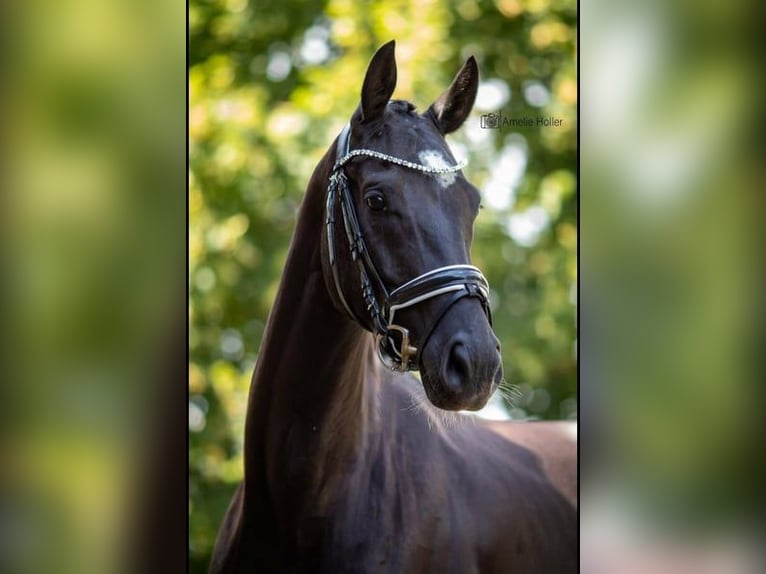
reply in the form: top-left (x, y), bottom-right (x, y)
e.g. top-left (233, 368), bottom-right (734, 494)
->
top-left (388, 99), bottom-right (417, 114)
top-left (346, 103), bottom-right (457, 171)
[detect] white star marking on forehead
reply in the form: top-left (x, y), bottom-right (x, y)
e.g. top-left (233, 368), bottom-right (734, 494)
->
top-left (418, 150), bottom-right (458, 188)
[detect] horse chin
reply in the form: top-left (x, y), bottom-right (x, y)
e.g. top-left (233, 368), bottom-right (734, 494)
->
top-left (419, 366), bottom-right (495, 412)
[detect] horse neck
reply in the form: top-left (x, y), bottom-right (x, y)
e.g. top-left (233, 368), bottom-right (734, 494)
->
top-left (242, 149), bottom-right (380, 530)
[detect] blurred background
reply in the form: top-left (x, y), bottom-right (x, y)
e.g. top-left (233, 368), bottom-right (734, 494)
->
top-left (2, 1), bottom-right (186, 573)
top-left (189, 1), bottom-right (577, 570)
top-left (580, 0), bottom-right (764, 572)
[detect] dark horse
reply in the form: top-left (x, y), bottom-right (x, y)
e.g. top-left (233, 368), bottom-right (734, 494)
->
top-left (210, 41), bottom-right (577, 573)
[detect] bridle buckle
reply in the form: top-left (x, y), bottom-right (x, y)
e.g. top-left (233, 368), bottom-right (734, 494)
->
top-left (376, 325), bottom-right (418, 372)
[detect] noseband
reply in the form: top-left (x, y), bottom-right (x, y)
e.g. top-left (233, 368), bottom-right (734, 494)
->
top-left (325, 122), bottom-right (492, 372)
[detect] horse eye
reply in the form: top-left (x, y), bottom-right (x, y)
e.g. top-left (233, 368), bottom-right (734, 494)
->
top-left (365, 192), bottom-right (387, 212)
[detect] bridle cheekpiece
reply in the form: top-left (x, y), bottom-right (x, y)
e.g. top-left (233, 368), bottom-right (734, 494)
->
top-left (325, 122), bottom-right (492, 372)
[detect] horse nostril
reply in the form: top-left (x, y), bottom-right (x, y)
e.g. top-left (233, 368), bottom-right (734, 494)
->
top-left (444, 342), bottom-right (472, 392)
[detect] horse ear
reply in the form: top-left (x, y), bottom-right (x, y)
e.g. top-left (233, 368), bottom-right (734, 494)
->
top-left (428, 56), bottom-right (479, 134)
top-left (360, 40), bottom-right (397, 123)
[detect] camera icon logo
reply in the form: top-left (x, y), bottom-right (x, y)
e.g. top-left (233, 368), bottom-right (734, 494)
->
top-left (480, 113), bottom-right (501, 129)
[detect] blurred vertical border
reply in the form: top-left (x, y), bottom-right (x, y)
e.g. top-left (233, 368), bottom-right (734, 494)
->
top-left (582, 0), bottom-right (765, 571)
top-left (2, 0), bottom-right (187, 573)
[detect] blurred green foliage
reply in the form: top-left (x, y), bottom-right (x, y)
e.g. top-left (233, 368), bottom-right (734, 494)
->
top-left (579, 0), bottom-right (764, 569)
top-left (5, 1), bottom-right (186, 572)
top-left (189, 0), bottom-right (576, 569)
top-left (581, 0), bottom-right (762, 538)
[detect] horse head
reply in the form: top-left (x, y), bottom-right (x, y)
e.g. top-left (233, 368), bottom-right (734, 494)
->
top-left (322, 40), bottom-right (502, 411)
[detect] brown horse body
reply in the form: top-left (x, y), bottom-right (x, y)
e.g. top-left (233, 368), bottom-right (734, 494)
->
top-left (210, 42), bottom-right (576, 573)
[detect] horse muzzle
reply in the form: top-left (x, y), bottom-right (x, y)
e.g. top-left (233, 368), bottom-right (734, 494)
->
top-left (376, 265), bottom-right (492, 372)
top-left (419, 297), bottom-right (503, 411)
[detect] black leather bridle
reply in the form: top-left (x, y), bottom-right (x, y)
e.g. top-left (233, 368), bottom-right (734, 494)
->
top-left (325, 122), bottom-right (492, 372)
